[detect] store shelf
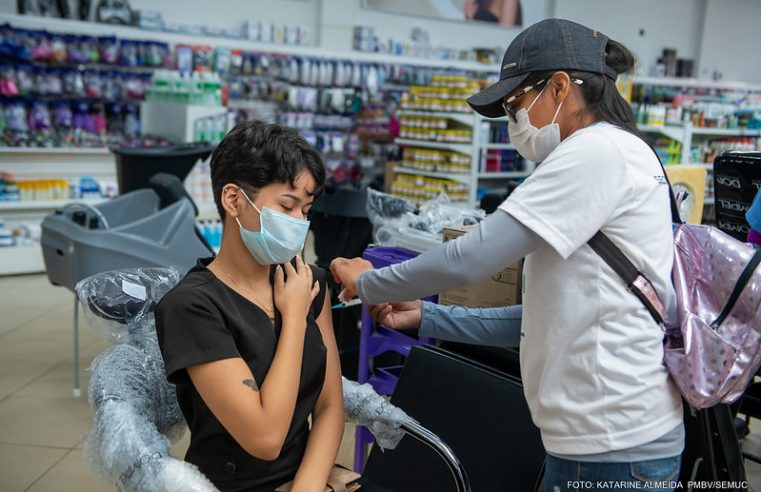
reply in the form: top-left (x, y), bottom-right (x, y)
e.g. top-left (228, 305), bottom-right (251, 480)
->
top-left (477, 171), bottom-right (530, 179)
top-left (0, 198), bottom-right (106, 212)
top-left (690, 128), bottom-right (761, 137)
top-left (0, 147), bottom-right (112, 155)
top-left (398, 110), bottom-right (475, 127)
top-left (393, 166), bottom-right (471, 183)
top-left (482, 143), bottom-right (515, 150)
top-left (5, 14), bottom-right (499, 73)
top-left (637, 124), bottom-right (687, 143)
top-left (395, 138), bottom-right (472, 154)
top-left (632, 76), bottom-right (761, 93)
top-left (0, 245), bottom-right (45, 275)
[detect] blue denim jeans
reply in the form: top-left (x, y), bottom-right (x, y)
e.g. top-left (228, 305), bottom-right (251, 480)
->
top-left (544, 454), bottom-right (682, 492)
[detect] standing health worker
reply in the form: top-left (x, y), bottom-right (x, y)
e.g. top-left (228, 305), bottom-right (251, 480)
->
top-left (331, 18), bottom-right (683, 492)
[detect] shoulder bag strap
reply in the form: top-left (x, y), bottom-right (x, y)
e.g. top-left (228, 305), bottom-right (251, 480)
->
top-left (587, 232), bottom-right (666, 326)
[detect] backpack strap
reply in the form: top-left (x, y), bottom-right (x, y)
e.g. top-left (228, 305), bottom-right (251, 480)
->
top-left (710, 245), bottom-right (761, 329)
top-left (588, 232), bottom-right (666, 326)
top-left (585, 144), bottom-right (676, 327)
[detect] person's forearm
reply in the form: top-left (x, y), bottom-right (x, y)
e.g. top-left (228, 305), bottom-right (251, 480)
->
top-left (357, 210), bottom-right (544, 304)
top-left (290, 403), bottom-right (344, 492)
top-left (419, 301), bottom-right (523, 347)
top-left (259, 317), bottom-right (307, 445)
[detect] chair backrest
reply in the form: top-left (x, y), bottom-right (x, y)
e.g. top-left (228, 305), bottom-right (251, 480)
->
top-left (362, 345), bottom-right (544, 492)
top-left (148, 172), bottom-right (200, 216)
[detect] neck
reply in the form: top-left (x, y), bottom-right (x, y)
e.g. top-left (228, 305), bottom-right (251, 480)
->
top-left (560, 105), bottom-right (599, 140)
top-left (212, 221), bottom-right (270, 287)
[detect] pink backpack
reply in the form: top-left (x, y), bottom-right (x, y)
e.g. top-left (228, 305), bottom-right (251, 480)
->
top-left (589, 177), bottom-right (761, 409)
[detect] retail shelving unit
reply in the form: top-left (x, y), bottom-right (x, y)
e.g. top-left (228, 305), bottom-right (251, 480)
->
top-left (632, 76), bottom-right (761, 215)
top-left (4, 14), bottom-right (500, 73)
top-left (394, 110), bottom-right (533, 208)
top-left (638, 123), bottom-right (761, 164)
top-left (0, 148), bottom-right (116, 275)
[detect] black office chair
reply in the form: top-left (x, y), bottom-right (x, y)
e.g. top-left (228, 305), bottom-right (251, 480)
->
top-left (360, 345), bottom-right (545, 492)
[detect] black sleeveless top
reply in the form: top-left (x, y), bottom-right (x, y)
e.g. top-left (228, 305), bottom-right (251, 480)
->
top-left (155, 258), bottom-right (328, 492)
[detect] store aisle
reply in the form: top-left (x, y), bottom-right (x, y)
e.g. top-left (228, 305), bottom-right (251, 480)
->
top-left (0, 272), bottom-right (354, 492)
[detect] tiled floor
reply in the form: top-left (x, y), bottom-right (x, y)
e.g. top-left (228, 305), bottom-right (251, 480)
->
top-left (3, 272), bottom-right (761, 491)
top-left (0, 273), bottom-right (356, 491)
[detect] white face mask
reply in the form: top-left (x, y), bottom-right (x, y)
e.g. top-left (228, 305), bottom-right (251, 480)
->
top-left (508, 85), bottom-right (564, 163)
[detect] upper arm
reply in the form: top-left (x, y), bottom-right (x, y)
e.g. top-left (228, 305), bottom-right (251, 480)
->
top-left (314, 284), bottom-right (344, 416)
top-left (186, 357), bottom-right (276, 458)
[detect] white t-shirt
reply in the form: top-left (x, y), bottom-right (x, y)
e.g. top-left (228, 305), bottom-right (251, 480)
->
top-left (500, 122), bottom-right (683, 456)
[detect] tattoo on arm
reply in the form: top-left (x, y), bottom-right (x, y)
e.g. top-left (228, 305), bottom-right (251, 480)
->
top-left (242, 379), bottom-right (259, 392)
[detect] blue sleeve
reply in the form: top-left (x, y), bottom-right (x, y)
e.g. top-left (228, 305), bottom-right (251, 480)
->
top-left (418, 302), bottom-right (522, 348)
top-left (357, 209), bottom-right (545, 304)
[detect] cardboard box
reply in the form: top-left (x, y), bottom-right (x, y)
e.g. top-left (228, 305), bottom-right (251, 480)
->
top-left (438, 225), bottom-right (523, 308)
top-left (664, 165), bottom-right (707, 224)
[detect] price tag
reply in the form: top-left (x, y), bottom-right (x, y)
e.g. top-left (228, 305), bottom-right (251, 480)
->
top-left (122, 280), bottom-right (147, 301)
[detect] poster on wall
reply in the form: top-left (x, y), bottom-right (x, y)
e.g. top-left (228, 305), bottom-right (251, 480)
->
top-left (362, 0), bottom-right (547, 27)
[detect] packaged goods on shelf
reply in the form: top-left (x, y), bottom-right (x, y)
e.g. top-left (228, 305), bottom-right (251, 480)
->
top-left (146, 70), bottom-right (223, 106)
top-left (0, 174), bottom-right (71, 202)
top-left (0, 24), bottom-right (172, 69)
top-left (482, 121), bottom-right (511, 144)
top-left (0, 172), bottom-right (20, 202)
top-left (631, 81), bottom-right (761, 130)
top-left (690, 137), bottom-right (759, 165)
top-left (198, 219), bottom-right (223, 250)
top-left (401, 147), bottom-right (471, 174)
top-left (401, 75), bottom-right (482, 112)
top-left (352, 25), bottom-right (498, 64)
top-left (0, 219), bottom-right (43, 247)
top-left (481, 149), bottom-right (525, 173)
top-left (391, 172), bottom-right (468, 205)
top-left (0, 172), bottom-right (116, 202)
top-left (650, 138), bottom-right (683, 165)
top-left (0, 219), bottom-right (15, 247)
top-left (17, 179), bottom-right (70, 201)
top-left (399, 116), bottom-right (472, 143)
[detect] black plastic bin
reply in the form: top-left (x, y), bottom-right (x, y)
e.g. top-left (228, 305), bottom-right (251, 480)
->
top-left (110, 142), bottom-right (214, 194)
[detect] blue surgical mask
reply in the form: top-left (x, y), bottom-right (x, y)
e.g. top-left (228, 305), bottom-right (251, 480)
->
top-left (236, 189), bottom-right (310, 265)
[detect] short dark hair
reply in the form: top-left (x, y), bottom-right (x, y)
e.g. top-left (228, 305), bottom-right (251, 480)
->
top-left (210, 119), bottom-right (326, 219)
top-left (522, 39), bottom-right (640, 138)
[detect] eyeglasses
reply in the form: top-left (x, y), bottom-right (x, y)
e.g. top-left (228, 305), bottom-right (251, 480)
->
top-left (502, 77), bottom-right (584, 123)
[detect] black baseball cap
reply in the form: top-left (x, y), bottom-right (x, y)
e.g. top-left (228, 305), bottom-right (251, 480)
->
top-left (468, 18), bottom-right (620, 118)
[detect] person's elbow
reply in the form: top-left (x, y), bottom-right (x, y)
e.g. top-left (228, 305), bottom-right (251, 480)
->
top-left (240, 431), bottom-right (287, 461)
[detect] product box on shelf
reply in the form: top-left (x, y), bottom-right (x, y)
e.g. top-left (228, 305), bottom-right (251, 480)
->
top-left (438, 225), bottom-right (522, 308)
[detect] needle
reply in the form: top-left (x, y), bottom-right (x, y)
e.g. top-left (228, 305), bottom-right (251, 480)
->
top-left (332, 298), bottom-right (363, 309)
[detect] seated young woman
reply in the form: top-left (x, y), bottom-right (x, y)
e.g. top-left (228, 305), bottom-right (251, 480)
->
top-left (155, 119), bottom-right (344, 492)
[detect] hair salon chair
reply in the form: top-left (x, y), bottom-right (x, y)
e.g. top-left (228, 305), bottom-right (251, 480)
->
top-left (41, 172), bottom-right (214, 396)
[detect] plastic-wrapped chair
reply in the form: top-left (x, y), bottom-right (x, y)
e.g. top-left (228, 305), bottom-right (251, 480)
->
top-left (76, 267), bottom-right (470, 492)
